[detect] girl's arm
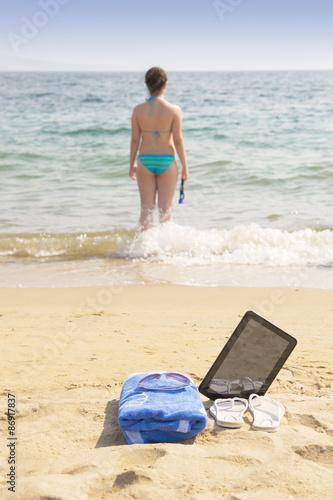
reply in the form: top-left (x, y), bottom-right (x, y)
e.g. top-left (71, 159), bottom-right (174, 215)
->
top-left (172, 107), bottom-right (189, 181)
top-left (129, 110), bottom-right (141, 180)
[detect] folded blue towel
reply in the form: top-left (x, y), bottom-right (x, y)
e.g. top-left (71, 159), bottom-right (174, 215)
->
top-left (118, 372), bottom-right (208, 444)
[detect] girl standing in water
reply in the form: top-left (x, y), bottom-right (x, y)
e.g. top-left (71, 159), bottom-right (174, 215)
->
top-left (129, 67), bottom-right (189, 229)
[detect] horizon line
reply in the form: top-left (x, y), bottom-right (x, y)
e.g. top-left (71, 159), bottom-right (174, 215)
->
top-left (1, 68), bottom-right (332, 73)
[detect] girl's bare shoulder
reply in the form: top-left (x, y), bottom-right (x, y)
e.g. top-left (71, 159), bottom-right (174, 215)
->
top-left (132, 99), bottom-right (181, 117)
top-left (164, 100), bottom-right (181, 115)
top-left (132, 102), bottom-right (147, 116)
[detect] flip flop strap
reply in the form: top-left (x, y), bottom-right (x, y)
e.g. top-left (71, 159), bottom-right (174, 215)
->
top-left (214, 398), bottom-right (247, 413)
top-left (213, 399), bottom-right (233, 414)
top-left (213, 400), bottom-right (238, 421)
top-left (250, 395), bottom-right (283, 420)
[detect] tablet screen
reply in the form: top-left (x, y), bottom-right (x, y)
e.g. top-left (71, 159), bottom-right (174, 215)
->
top-left (199, 311), bottom-right (297, 400)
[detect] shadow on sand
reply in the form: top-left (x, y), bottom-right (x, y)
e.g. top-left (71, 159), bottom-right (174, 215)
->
top-left (95, 399), bottom-right (127, 447)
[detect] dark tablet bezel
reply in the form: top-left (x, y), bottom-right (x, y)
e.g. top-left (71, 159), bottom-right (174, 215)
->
top-left (199, 310), bottom-right (297, 400)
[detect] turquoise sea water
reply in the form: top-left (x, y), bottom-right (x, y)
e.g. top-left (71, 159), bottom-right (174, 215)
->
top-left (1, 71), bottom-right (333, 287)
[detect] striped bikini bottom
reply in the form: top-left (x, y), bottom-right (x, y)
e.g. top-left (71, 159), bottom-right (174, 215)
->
top-left (138, 155), bottom-right (176, 176)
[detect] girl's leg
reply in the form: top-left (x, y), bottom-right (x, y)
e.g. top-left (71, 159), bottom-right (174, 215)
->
top-left (156, 160), bottom-right (178, 223)
top-left (136, 161), bottom-right (157, 230)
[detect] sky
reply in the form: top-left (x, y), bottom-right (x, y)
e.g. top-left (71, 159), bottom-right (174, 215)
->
top-left (0, 0), bottom-right (332, 71)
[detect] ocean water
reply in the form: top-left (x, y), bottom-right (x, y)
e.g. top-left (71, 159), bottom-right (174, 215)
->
top-left (1, 70), bottom-right (333, 288)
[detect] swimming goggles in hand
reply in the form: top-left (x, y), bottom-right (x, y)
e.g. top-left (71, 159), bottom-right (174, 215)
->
top-left (137, 372), bottom-right (191, 391)
top-left (179, 179), bottom-right (185, 204)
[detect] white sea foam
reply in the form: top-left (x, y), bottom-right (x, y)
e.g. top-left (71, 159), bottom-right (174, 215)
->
top-left (1, 224), bottom-right (332, 270)
top-left (124, 223), bottom-right (333, 268)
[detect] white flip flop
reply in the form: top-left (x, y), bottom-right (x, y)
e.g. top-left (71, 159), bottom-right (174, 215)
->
top-left (249, 394), bottom-right (285, 432)
top-left (209, 398), bottom-right (248, 428)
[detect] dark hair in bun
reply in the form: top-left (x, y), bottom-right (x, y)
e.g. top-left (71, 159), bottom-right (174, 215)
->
top-left (145, 67), bottom-right (168, 95)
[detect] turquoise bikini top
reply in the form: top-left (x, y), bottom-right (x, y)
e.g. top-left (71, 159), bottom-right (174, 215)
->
top-left (141, 95), bottom-right (171, 148)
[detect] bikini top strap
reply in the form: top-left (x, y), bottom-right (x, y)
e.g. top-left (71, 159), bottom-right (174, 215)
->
top-left (140, 129), bottom-right (171, 149)
top-left (146, 95), bottom-right (158, 115)
top-left (143, 95), bottom-right (170, 147)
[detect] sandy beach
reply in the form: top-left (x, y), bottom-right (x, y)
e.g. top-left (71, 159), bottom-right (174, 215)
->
top-left (1, 285), bottom-right (333, 499)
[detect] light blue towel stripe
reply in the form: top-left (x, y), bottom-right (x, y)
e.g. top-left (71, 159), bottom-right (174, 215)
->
top-left (177, 420), bottom-right (191, 433)
top-left (123, 430), bottom-right (145, 444)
